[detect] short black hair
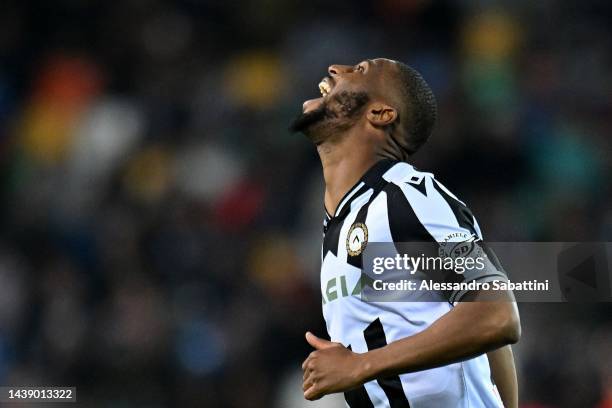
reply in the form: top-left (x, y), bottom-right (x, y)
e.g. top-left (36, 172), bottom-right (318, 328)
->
top-left (393, 63), bottom-right (437, 155)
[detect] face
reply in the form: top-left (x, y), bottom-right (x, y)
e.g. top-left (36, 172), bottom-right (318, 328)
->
top-left (290, 58), bottom-right (399, 143)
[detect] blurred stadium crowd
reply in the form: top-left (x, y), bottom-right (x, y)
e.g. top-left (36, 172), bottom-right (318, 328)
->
top-left (0, 0), bottom-right (610, 407)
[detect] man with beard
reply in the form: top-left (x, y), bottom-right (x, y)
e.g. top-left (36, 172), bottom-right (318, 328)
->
top-left (291, 59), bottom-right (520, 408)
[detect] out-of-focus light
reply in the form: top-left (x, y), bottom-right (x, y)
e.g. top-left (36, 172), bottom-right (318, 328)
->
top-left (248, 234), bottom-right (303, 298)
top-left (223, 51), bottom-right (286, 109)
top-left (122, 145), bottom-right (174, 205)
top-left (176, 319), bottom-right (225, 376)
top-left (18, 55), bottom-right (104, 165)
top-left (462, 11), bottom-right (521, 60)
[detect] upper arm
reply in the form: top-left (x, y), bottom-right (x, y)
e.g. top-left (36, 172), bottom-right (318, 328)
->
top-left (460, 289), bottom-right (521, 344)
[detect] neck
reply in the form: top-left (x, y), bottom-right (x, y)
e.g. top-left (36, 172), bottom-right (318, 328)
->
top-left (318, 133), bottom-right (379, 216)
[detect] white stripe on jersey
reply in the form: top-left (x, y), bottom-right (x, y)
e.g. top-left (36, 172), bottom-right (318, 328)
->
top-left (337, 181), bottom-right (366, 216)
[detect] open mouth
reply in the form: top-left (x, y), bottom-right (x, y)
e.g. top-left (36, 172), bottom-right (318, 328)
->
top-left (318, 76), bottom-right (334, 97)
top-left (302, 76), bottom-right (335, 113)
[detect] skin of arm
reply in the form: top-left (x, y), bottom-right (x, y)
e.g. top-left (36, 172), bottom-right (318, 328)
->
top-left (302, 289), bottom-right (520, 401)
top-left (487, 345), bottom-right (519, 408)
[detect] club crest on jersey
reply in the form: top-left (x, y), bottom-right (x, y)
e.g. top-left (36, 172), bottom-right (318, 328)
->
top-left (346, 222), bottom-right (368, 256)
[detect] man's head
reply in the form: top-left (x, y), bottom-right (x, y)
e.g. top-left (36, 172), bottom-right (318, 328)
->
top-left (290, 58), bottom-right (437, 160)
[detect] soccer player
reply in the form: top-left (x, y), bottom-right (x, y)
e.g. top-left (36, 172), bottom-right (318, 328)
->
top-left (291, 59), bottom-right (520, 407)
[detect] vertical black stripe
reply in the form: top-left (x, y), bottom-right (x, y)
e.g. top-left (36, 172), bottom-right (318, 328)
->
top-left (347, 180), bottom-right (389, 269)
top-left (385, 183), bottom-right (433, 243)
top-left (364, 318), bottom-right (411, 407)
top-left (431, 181), bottom-right (477, 237)
top-left (323, 185), bottom-right (371, 258)
top-left (343, 346), bottom-right (375, 408)
top-left (386, 182), bottom-right (469, 301)
top-left (323, 218), bottom-right (343, 257)
top-left (344, 386), bottom-right (375, 408)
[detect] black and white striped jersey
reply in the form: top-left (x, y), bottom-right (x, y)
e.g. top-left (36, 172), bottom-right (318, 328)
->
top-left (319, 160), bottom-right (504, 408)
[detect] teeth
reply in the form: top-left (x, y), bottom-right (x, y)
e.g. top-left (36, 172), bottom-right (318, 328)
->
top-left (318, 80), bottom-right (331, 96)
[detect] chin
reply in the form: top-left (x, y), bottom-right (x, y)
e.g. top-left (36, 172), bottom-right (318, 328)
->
top-left (302, 97), bottom-right (325, 113)
top-left (290, 99), bottom-right (329, 135)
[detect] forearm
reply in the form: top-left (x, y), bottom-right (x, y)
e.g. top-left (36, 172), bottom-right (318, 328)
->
top-left (488, 345), bottom-right (518, 408)
top-left (360, 291), bottom-right (520, 381)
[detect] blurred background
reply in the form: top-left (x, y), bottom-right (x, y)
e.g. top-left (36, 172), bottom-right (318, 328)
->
top-left (0, 0), bottom-right (610, 407)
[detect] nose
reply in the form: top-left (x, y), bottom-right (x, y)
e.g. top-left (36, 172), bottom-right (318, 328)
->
top-left (328, 64), bottom-right (353, 76)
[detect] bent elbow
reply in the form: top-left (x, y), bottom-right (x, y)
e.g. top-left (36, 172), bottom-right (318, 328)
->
top-left (483, 306), bottom-right (521, 347)
top-left (497, 309), bottom-right (521, 345)
top-left (503, 316), bottom-right (521, 344)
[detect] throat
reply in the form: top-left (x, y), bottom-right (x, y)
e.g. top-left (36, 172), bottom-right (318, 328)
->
top-left (320, 143), bottom-right (378, 217)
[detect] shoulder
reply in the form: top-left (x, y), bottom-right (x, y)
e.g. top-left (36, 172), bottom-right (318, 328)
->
top-left (381, 162), bottom-right (482, 242)
top-left (381, 162), bottom-right (453, 208)
top-left (382, 162), bottom-right (461, 202)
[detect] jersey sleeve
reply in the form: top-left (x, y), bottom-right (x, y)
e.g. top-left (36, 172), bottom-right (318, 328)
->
top-left (385, 174), bottom-right (508, 302)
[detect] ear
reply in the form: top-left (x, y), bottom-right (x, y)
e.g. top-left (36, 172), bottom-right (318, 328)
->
top-left (366, 103), bottom-right (398, 127)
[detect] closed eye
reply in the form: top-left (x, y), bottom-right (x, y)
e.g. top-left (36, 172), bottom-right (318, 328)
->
top-left (355, 64), bottom-right (365, 73)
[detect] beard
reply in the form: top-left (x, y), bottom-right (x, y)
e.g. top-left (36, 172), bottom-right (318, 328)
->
top-left (289, 91), bottom-right (369, 145)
